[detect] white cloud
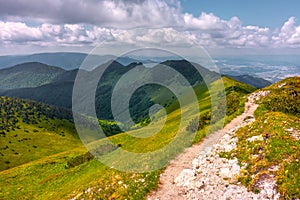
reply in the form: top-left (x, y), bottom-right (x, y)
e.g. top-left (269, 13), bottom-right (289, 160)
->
top-left (183, 12), bottom-right (228, 31)
top-left (114, 28), bottom-right (197, 47)
top-left (0, 0), bottom-right (183, 28)
top-left (272, 17), bottom-right (300, 47)
top-left (185, 14), bottom-right (271, 49)
top-left (0, 21), bottom-right (43, 43)
top-left (0, 0), bottom-right (300, 54)
top-left (0, 22), bottom-right (114, 47)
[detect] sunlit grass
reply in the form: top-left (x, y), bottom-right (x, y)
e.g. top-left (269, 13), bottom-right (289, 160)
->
top-left (223, 77), bottom-right (300, 199)
top-left (0, 76), bottom-right (254, 199)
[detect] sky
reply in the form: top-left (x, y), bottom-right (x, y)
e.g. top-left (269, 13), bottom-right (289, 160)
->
top-left (182, 0), bottom-right (300, 29)
top-left (1, 0), bottom-right (300, 56)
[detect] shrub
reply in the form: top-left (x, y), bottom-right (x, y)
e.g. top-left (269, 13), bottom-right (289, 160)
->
top-left (65, 152), bottom-right (94, 169)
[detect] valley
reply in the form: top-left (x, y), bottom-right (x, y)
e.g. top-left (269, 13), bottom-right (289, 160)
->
top-left (2, 1), bottom-right (300, 199)
top-left (0, 59), bottom-right (298, 199)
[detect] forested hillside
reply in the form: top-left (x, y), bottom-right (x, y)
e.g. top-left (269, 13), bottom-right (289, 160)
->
top-left (0, 62), bottom-right (64, 90)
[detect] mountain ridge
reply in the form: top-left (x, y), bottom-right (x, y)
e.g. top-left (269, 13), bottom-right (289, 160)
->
top-left (0, 60), bottom-right (219, 122)
top-left (2, 74), bottom-right (296, 199)
top-left (226, 74), bottom-right (272, 88)
top-left (0, 62), bottom-right (65, 90)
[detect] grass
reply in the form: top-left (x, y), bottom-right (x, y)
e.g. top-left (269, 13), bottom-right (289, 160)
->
top-left (234, 112), bottom-right (300, 199)
top-left (0, 148), bottom-right (161, 200)
top-left (256, 76), bottom-right (300, 118)
top-left (220, 77), bottom-right (300, 199)
top-left (0, 118), bottom-right (81, 171)
top-left (0, 76), bottom-right (254, 199)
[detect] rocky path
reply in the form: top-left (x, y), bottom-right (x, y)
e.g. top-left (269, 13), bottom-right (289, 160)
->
top-left (148, 91), bottom-right (279, 200)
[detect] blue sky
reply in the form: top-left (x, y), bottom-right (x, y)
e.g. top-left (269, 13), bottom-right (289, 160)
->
top-left (182, 0), bottom-right (300, 28)
top-left (0, 0), bottom-right (300, 55)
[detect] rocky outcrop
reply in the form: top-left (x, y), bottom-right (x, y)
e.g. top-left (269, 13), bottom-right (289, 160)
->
top-left (173, 91), bottom-right (280, 200)
top-left (149, 91), bottom-right (281, 200)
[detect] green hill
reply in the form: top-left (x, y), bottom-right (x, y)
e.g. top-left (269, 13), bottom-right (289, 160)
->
top-left (0, 58), bottom-right (298, 199)
top-left (0, 75), bottom-right (255, 199)
top-left (2, 81), bottom-right (75, 108)
top-left (1, 60), bottom-right (219, 123)
top-left (0, 96), bottom-right (80, 171)
top-left (227, 74), bottom-right (272, 88)
top-left (0, 62), bottom-right (64, 90)
top-left (224, 76), bottom-right (300, 199)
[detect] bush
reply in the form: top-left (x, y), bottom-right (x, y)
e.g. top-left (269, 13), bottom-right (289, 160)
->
top-left (186, 111), bottom-right (212, 132)
top-left (65, 152), bottom-right (94, 169)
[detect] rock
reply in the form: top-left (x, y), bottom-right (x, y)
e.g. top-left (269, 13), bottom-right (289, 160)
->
top-left (247, 134), bottom-right (264, 142)
top-left (161, 91), bottom-right (280, 200)
top-left (192, 158), bottom-right (199, 168)
top-left (220, 167), bottom-right (230, 177)
top-left (195, 181), bottom-right (205, 189)
top-left (278, 83), bottom-right (286, 88)
top-left (174, 169), bottom-right (195, 187)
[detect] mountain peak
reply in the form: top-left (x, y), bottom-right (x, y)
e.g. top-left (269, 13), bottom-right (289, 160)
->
top-left (1, 62), bottom-right (64, 73)
top-left (0, 62), bottom-right (65, 90)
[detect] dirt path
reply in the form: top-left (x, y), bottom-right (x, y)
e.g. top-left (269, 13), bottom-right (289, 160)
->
top-left (147, 94), bottom-right (260, 200)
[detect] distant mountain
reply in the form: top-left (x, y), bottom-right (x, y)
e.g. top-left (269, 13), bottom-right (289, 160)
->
top-left (2, 81), bottom-right (74, 108)
top-left (51, 69), bottom-right (79, 83)
top-left (226, 74), bottom-right (271, 88)
top-left (2, 59), bottom-right (266, 125)
top-left (1, 61), bottom-right (140, 120)
top-left (0, 62), bottom-right (64, 90)
top-left (0, 52), bottom-right (152, 70)
top-left (0, 52), bottom-right (180, 71)
top-left (115, 56), bottom-right (140, 66)
top-left (161, 60), bottom-right (219, 85)
top-left (0, 52), bottom-right (118, 70)
top-left (0, 60), bottom-right (218, 123)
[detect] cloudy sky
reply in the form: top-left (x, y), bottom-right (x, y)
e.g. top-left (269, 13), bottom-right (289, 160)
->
top-left (1, 0), bottom-right (300, 55)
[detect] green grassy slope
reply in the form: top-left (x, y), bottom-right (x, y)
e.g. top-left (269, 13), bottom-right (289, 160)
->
top-left (0, 148), bottom-right (161, 200)
top-left (227, 74), bottom-right (272, 88)
top-left (0, 62), bottom-right (64, 90)
top-left (225, 77), bottom-right (300, 199)
top-left (0, 77), bottom-right (255, 199)
top-left (0, 96), bottom-right (81, 171)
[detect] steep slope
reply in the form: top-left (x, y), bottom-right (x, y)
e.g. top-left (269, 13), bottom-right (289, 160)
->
top-left (227, 74), bottom-right (272, 88)
top-left (0, 75), bottom-right (255, 200)
top-left (149, 77), bottom-right (299, 200)
top-left (2, 81), bottom-right (75, 108)
top-left (0, 96), bottom-right (122, 172)
top-left (148, 85), bottom-right (268, 200)
top-left (0, 62), bottom-right (64, 90)
top-left (51, 69), bottom-right (80, 83)
top-left (1, 60), bottom-right (218, 123)
top-left (0, 96), bottom-right (80, 171)
top-left (160, 60), bottom-right (219, 85)
top-left (1, 61), bottom-right (140, 120)
top-left (232, 76), bottom-right (300, 199)
top-left (0, 52), bottom-right (139, 70)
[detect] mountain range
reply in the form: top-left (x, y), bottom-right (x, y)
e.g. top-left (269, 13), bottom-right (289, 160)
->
top-left (1, 52), bottom-right (292, 84)
top-left (0, 62), bottom-right (64, 90)
top-left (226, 74), bottom-right (271, 88)
top-left (0, 52), bottom-right (100, 70)
top-left (0, 54), bottom-right (298, 199)
top-left (0, 52), bottom-right (156, 70)
top-left (0, 60), bottom-right (263, 123)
